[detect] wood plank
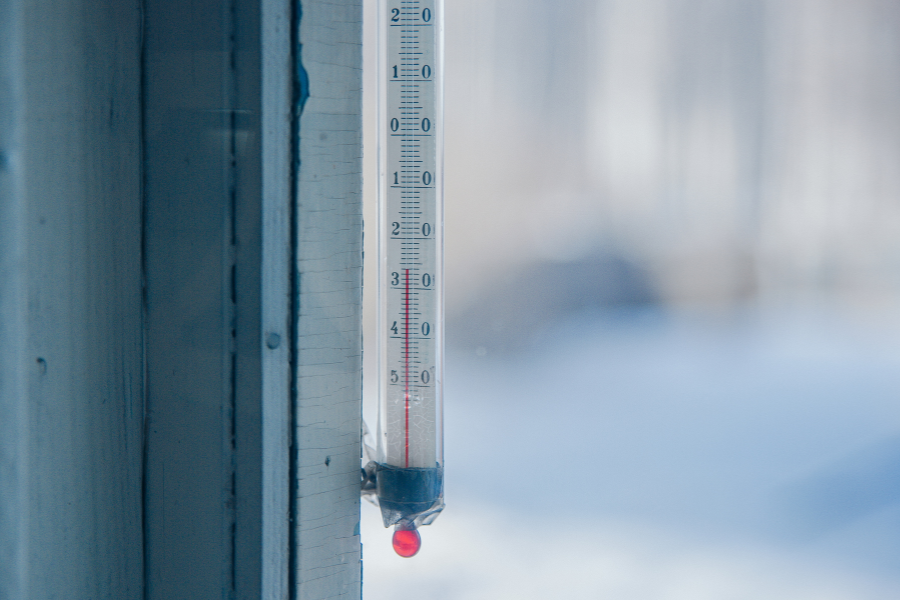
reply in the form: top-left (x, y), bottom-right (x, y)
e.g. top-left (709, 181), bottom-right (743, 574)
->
top-left (0, 1), bottom-right (363, 595)
top-left (0, 0), bottom-right (144, 596)
top-left (0, 1), bottom-right (29, 596)
top-left (293, 1), bottom-right (364, 597)
top-left (261, 0), bottom-right (294, 596)
top-left (142, 0), bottom-right (242, 594)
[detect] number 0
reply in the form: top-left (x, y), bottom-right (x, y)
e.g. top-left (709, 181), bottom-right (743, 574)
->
top-left (422, 8), bottom-right (431, 22)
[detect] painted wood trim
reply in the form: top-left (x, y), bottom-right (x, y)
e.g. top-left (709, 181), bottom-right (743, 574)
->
top-left (0, 0), bottom-right (144, 596)
top-left (262, 0), bottom-right (294, 596)
top-left (0, 1), bottom-right (29, 596)
top-left (293, 0), bottom-right (364, 597)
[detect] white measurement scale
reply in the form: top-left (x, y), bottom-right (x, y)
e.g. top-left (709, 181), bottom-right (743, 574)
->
top-left (372, 0), bottom-right (444, 558)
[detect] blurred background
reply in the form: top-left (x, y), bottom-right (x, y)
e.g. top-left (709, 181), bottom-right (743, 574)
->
top-left (362, 1), bottom-right (900, 598)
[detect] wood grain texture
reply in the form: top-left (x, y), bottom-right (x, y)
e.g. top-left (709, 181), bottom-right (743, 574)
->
top-left (0, 0), bottom-right (144, 596)
top-left (262, 0), bottom-right (294, 597)
top-left (0, 1), bottom-right (362, 596)
top-left (293, 0), bottom-right (364, 597)
top-left (0, 1), bottom-right (29, 596)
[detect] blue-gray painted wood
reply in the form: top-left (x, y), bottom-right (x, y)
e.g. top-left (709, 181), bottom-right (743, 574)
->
top-left (0, 0), bottom-right (362, 596)
top-left (142, 0), bottom-right (263, 595)
top-left (261, 0), bottom-right (294, 596)
top-left (234, 4), bottom-right (267, 595)
top-left (0, 1), bottom-right (28, 597)
top-left (144, 0), bottom-right (366, 597)
top-left (0, 0), bottom-right (144, 597)
top-left (293, 1), bottom-right (364, 597)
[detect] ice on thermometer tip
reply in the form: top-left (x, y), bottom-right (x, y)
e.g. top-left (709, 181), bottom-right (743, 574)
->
top-left (364, 0), bottom-right (445, 557)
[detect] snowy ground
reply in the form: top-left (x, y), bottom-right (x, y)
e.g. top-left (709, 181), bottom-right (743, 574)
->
top-left (362, 301), bottom-right (900, 599)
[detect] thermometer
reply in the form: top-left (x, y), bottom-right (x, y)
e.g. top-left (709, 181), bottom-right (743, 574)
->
top-left (371, 0), bottom-right (444, 558)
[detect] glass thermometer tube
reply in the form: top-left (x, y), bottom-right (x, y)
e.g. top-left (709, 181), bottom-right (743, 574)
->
top-left (374, 0), bottom-right (444, 552)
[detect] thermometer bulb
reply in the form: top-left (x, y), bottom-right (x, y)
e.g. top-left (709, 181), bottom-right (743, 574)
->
top-left (392, 526), bottom-right (421, 558)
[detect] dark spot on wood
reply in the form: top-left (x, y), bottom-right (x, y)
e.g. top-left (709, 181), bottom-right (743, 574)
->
top-left (324, 456), bottom-right (331, 467)
top-left (36, 357), bottom-right (47, 376)
top-left (266, 332), bottom-right (281, 349)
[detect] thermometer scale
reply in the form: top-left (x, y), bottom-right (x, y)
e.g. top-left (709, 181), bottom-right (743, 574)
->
top-left (371, 0), bottom-right (444, 558)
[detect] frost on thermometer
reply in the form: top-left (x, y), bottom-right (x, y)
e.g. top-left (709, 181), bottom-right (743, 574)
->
top-left (370, 0), bottom-right (444, 556)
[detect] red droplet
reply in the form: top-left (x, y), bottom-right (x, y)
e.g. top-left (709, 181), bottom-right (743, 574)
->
top-left (392, 527), bottom-right (421, 558)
